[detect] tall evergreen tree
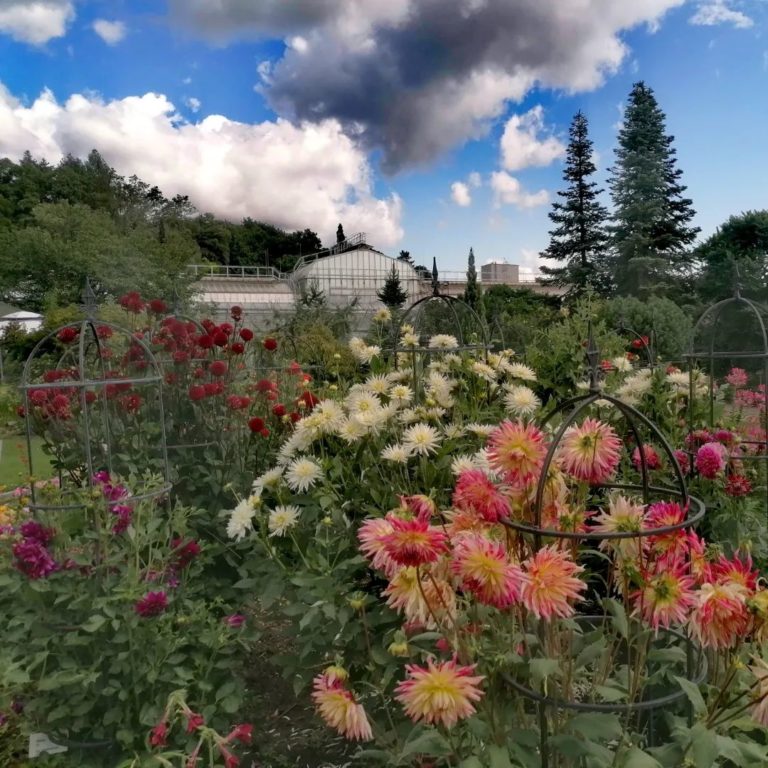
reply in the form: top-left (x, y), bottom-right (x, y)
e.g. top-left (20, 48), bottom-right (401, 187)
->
top-left (336, 223), bottom-right (346, 244)
top-left (609, 82), bottom-right (699, 296)
top-left (398, 250), bottom-right (414, 265)
top-left (539, 112), bottom-right (610, 296)
top-left (463, 247), bottom-right (481, 310)
top-left (377, 264), bottom-right (408, 309)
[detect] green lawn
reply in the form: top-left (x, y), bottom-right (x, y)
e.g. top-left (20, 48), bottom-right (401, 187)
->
top-left (0, 435), bottom-right (52, 488)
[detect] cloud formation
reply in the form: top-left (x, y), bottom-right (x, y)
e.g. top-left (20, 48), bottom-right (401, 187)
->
top-left (0, 0), bottom-right (74, 44)
top-left (0, 84), bottom-right (403, 246)
top-left (689, 1), bottom-right (753, 28)
top-left (169, 0), bottom-right (685, 171)
top-left (500, 106), bottom-right (565, 171)
top-left (490, 171), bottom-right (548, 209)
top-left (93, 19), bottom-right (127, 45)
top-left (450, 181), bottom-right (472, 207)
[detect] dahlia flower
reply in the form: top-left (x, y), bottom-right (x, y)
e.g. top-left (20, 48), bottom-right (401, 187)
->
top-left (487, 421), bottom-right (548, 491)
top-left (520, 546), bottom-right (586, 620)
top-left (226, 498), bottom-right (256, 541)
top-left (505, 363), bottom-right (537, 382)
top-left (504, 385), bottom-right (541, 418)
top-left (384, 567), bottom-right (455, 628)
top-left (395, 657), bottom-right (484, 728)
top-left (402, 423), bottom-right (441, 456)
top-left (726, 367), bottom-right (749, 388)
top-left (450, 534), bottom-right (523, 608)
top-left (134, 591), bottom-right (168, 618)
top-left (428, 334), bottom-right (459, 350)
top-left (558, 418), bottom-right (622, 484)
top-left (311, 669), bottom-right (373, 741)
top-left (285, 457), bottom-right (323, 493)
top-left (689, 582), bottom-right (751, 650)
top-left (452, 469), bottom-right (511, 523)
top-left (645, 501), bottom-right (687, 563)
top-left (725, 473), bottom-right (752, 497)
top-left (632, 444), bottom-right (662, 471)
top-left (632, 566), bottom-right (695, 631)
top-left (673, 449), bottom-right (690, 476)
top-left (381, 444), bottom-right (411, 463)
top-left (267, 505), bottom-right (301, 537)
top-left (695, 442), bottom-right (727, 479)
top-left (712, 552), bottom-right (758, 592)
top-left (358, 517), bottom-right (397, 575)
top-left (382, 515), bottom-right (448, 567)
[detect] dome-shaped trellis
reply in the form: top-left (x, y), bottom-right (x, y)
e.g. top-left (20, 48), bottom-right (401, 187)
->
top-left (502, 328), bottom-right (706, 767)
top-left (616, 316), bottom-right (656, 370)
top-left (685, 268), bottom-right (768, 514)
top-left (20, 281), bottom-right (171, 513)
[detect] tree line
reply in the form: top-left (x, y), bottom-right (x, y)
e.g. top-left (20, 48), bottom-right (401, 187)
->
top-left (539, 81), bottom-right (768, 305)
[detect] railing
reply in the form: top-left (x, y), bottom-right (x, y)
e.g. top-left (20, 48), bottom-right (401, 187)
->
top-left (434, 270), bottom-right (543, 285)
top-left (292, 232), bottom-right (369, 271)
top-left (187, 264), bottom-right (287, 280)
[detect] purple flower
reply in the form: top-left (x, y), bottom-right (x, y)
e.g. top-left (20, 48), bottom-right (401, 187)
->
top-left (103, 484), bottom-right (129, 502)
top-left (111, 504), bottom-right (133, 534)
top-left (13, 538), bottom-right (58, 580)
top-left (92, 470), bottom-right (111, 485)
top-left (134, 591), bottom-right (168, 618)
top-left (224, 614), bottom-right (246, 628)
top-left (19, 521), bottom-right (55, 545)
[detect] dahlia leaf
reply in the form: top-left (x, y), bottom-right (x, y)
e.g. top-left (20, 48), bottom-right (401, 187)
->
top-left (674, 675), bottom-right (706, 717)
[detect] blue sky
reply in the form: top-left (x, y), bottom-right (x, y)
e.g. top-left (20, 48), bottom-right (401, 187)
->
top-left (0, 0), bottom-right (765, 273)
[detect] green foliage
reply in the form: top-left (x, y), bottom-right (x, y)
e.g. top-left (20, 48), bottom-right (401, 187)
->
top-left (694, 210), bottom-right (768, 304)
top-left (609, 82), bottom-right (699, 298)
top-left (462, 247), bottom-right (481, 311)
top-left (481, 286), bottom-right (560, 353)
top-left (600, 295), bottom-right (694, 361)
top-left (377, 265), bottom-right (409, 309)
top-left (540, 111), bottom-right (611, 297)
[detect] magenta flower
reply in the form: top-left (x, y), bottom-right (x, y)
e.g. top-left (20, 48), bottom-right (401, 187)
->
top-left (695, 442), bottom-right (727, 479)
top-left (225, 614), bottom-right (246, 628)
top-left (725, 367), bottom-right (748, 388)
top-left (13, 538), bottom-right (58, 580)
top-left (134, 591), bottom-right (168, 618)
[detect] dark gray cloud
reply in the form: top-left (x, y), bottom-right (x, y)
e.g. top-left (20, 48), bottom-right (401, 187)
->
top-left (169, 0), bottom-right (685, 171)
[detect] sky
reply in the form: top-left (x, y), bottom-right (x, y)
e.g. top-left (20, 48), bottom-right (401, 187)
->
top-left (0, 0), bottom-right (766, 274)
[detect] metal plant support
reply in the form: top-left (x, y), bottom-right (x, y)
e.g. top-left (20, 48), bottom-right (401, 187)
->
top-left (19, 280), bottom-right (171, 512)
top-left (685, 269), bottom-right (768, 517)
top-left (503, 328), bottom-right (706, 767)
top-left (390, 258), bottom-right (490, 379)
top-left (617, 316), bottom-right (656, 370)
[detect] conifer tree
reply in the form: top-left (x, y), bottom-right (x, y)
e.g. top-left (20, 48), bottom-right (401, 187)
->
top-left (336, 223), bottom-right (346, 244)
top-left (463, 247), bottom-right (481, 310)
top-left (377, 264), bottom-right (408, 309)
top-left (539, 112), bottom-right (610, 296)
top-left (609, 82), bottom-right (699, 296)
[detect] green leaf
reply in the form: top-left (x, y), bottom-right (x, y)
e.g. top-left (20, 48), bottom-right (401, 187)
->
top-left (400, 729), bottom-right (452, 758)
top-left (603, 598), bottom-right (628, 638)
top-left (567, 712), bottom-right (623, 742)
top-left (689, 724), bottom-right (717, 768)
top-left (674, 675), bottom-right (706, 716)
top-left (618, 747), bottom-right (663, 768)
top-left (459, 758), bottom-right (483, 768)
top-left (81, 614), bottom-right (107, 633)
top-left (488, 744), bottom-right (514, 768)
top-left (529, 658), bottom-right (560, 691)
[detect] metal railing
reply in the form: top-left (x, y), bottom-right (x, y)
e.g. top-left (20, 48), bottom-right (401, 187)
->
top-left (187, 264), bottom-right (287, 280)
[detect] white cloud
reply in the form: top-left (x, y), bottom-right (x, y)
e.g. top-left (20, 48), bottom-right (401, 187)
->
top-left (490, 171), bottom-right (548, 210)
top-left (690, 1), bottom-right (753, 28)
top-left (450, 181), bottom-right (472, 207)
top-left (500, 106), bottom-right (565, 172)
top-left (0, 83), bottom-right (403, 246)
top-left (92, 19), bottom-right (126, 45)
top-left (0, 0), bottom-right (74, 44)
top-left (182, 76), bottom-right (192, 85)
top-left (185, 96), bottom-right (201, 112)
top-left (467, 171), bottom-right (481, 188)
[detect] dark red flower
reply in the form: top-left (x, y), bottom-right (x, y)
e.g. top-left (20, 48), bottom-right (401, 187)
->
top-left (149, 721), bottom-right (168, 747)
top-left (96, 325), bottom-right (113, 339)
top-left (248, 416), bottom-right (265, 433)
top-left (173, 350), bottom-right (189, 364)
top-left (122, 394), bottom-right (142, 413)
top-left (213, 331), bottom-right (229, 347)
top-left (171, 538), bottom-right (201, 567)
top-left (210, 360), bottom-right (228, 377)
top-left (13, 538), bottom-right (58, 579)
top-left (135, 591), bottom-right (168, 618)
top-left (227, 724), bottom-right (253, 744)
top-left (185, 711), bottom-right (205, 733)
top-left (631, 336), bottom-right (649, 350)
top-left (57, 327), bottom-right (78, 344)
top-left (198, 334), bottom-right (214, 350)
top-left (255, 379), bottom-right (275, 393)
top-left (149, 299), bottom-right (168, 315)
top-left (226, 394), bottom-right (246, 410)
top-left (201, 318), bottom-right (216, 333)
top-left (230, 305), bottom-right (243, 321)
top-left (193, 367), bottom-right (206, 379)
top-left (85, 390), bottom-right (97, 404)
top-left (219, 323), bottom-right (234, 336)
top-left (259, 427), bottom-right (270, 438)
top-left (289, 411), bottom-right (301, 423)
top-left (229, 342), bottom-right (245, 355)
top-left (189, 385), bottom-right (206, 401)
top-left (29, 389), bottom-right (48, 406)
top-left (263, 337), bottom-right (278, 352)
top-left (725, 474), bottom-right (752, 497)
top-left (272, 403), bottom-right (286, 418)
top-left (298, 391), bottom-right (319, 411)
top-left (239, 328), bottom-right (254, 342)
top-left (119, 292), bottom-right (145, 314)
top-left (287, 361), bottom-right (302, 375)
top-left (225, 614), bottom-right (246, 628)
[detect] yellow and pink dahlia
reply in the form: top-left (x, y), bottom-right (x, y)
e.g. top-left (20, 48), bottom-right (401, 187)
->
top-left (395, 656), bottom-right (484, 728)
top-left (487, 421), bottom-right (548, 491)
top-left (450, 534), bottom-right (524, 608)
top-left (632, 564), bottom-right (695, 631)
top-left (358, 517), bottom-right (397, 576)
top-left (384, 567), bottom-right (456, 629)
top-left (689, 582), bottom-right (751, 650)
top-left (557, 418), bottom-right (622, 485)
top-left (520, 545), bottom-right (587, 620)
top-left (452, 469), bottom-right (511, 523)
top-left (382, 514), bottom-right (449, 567)
top-left (311, 668), bottom-right (373, 741)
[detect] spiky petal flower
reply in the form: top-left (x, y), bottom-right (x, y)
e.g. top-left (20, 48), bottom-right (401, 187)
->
top-left (384, 567), bottom-right (455, 629)
top-left (689, 582), bottom-right (751, 650)
top-left (712, 552), bottom-right (758, 593)
top-left (267, 505), bottom-right (301, 537)
top-left (402, 423), bottom-right (441, 456)
top-left (358, 517), bottom-right (397, 576)
top-left (382, 514), bottom-right (448, 566)
top-left (504, 385), bottom-right (541, 418)
top-left (487, 421), bottom-right (548, 491)
top-left (645, 501), bottom-right (687, 564)
top-left (558, 418), bottom-right (622, 484)
top-left (591, 494), bottom-right (646, 560)
top-left (632, 564), bottom-right (695, 631)
top-left (520, 546), bottom-right (586, 620)
top-left (452, 469), bottom-right (510, 523)
top-left (450, 534), bottom-right (523, 608)
top-left (632, 444), bottom-right (662, 471)
top-left (285, 457), bottom-right (323, 493)
top-left (395, 657), bottom-right (484, 728)
top-left (311, 669), bottom-right (373, 741)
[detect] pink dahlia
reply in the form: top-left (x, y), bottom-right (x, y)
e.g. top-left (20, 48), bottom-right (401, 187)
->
top-left (520, 545), bottom-right (586, 620)
top-left (357, 517), bottom-right (397, 575)
top-left (311, 669), bottom-right (373, 741)
top-left (134, 591), bottom-right (168, 618)
top-left (689, 582), bottom-right (751, 650)
top-left (558, 418), bottom-right (622, 484)
top-left (382, 514), bottom-right (448, 567)
top-left (632, 564), bottom-right (696, 631)
top-left (487, 421), bottom-right (548, 491)
top-left (725, 367), bottom-right (748, 388)
top-left (725, 474), bottom-right (752, 497)
top-left (632, 444), bottom-right (662, 471)
top-left (695, 442), bottom-right (727, 479)
top-left (450, 534), bottom-right (523, 608)
top-left (452, 469), bottom-right (511, 523)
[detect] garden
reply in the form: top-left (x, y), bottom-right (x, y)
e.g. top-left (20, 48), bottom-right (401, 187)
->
top-left (1, 278), bottom-right (768, 768)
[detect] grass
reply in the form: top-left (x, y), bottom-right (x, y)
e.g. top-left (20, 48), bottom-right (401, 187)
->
top-left (0, 434), bottom-right (52, 488)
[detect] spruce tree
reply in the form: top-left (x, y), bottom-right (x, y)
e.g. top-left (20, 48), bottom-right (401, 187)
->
top-left (463, 247), bottom-right (481, 310)
top-left (377, 264), bottom-right (408, 309)
top-left (539, 112), bottom-right (610, 296)
top-left (398, 250), bottom-right (414, 265)
top-left (336, 223), bottom-right (346, 244)
top-left (609, 82), bottom-right (699, 296)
